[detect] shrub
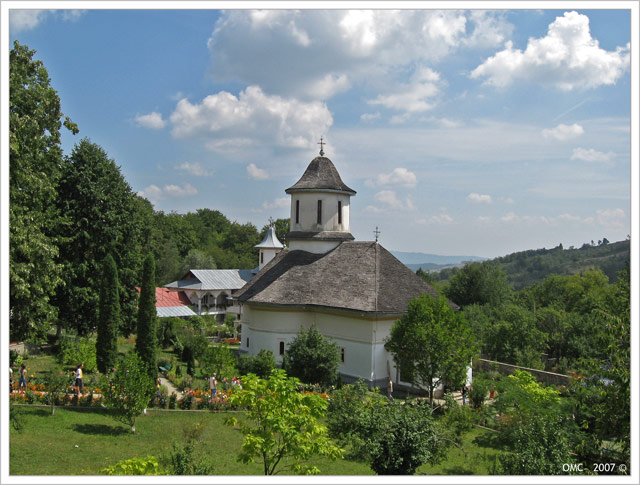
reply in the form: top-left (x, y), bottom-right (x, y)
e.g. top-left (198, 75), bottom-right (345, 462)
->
top-left (168, 392), bottom-right (178, 409)
top-left (353, 403), bottom-right (447, 475)
top-left (282, 325), bottom-right (340, 388)
top-left (441, 395), bottom-right (474, 438)
top-left (101, 456), bottom-right (167, 475)
top-left (101, 352), bottom-right (156, 433)
top-left (161, 422), bottom-right (215, 475)
top-left (57, 336), bottom-right (97, 373)
top-left (469, 378), bottom-right (490, 409)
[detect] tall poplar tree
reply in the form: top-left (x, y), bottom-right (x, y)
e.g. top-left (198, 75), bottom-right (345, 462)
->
top-left (136, 253), bottom-right (157, 377)
top-left (9, 41), bottom-right (78, 341)
top-left (97, 254), bottom-right (120, 373)
top-left (54, 139), bottom-right (146, 335)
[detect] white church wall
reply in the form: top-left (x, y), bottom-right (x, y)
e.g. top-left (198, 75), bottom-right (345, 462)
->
top-left (240, 304), bottom-right (404, 385)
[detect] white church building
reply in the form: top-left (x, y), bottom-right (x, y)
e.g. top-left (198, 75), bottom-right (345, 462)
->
top-left (234, 150), bottom-right (466, 391)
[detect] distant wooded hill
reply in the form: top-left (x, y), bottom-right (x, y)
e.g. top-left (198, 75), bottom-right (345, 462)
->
top-left (427, 239), bottom-right (630, 290)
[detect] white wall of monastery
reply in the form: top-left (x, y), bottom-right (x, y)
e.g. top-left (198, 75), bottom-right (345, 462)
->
top-left (240, 304), bottom-right (399, 385)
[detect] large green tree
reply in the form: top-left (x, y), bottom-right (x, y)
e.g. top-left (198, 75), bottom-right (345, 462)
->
top-left (54, 139), bottom-right (146, 335)
top-left (282, 325), bottom-right (340, 388)
top-left (96, 254), bottom-right (120, 373)
top-left (444, 261), bottom-right (512, 308)
top-left (136, 253), bottom-right (158, 378)
top-left (225, 370), bottom-right (342, 475)
top-left (9, 41), bottom-right (78, 341)
top-left (385, 294), bottom-right (477, 405)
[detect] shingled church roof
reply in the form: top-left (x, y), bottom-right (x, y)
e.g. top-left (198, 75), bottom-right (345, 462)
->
top-left (234, 241), bottom-right (455, 315)
top-left (285, 156), bottom-right (356, 195)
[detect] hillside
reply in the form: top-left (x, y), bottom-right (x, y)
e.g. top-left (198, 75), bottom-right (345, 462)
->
top-left (432, 239), bottom-right (630, 290)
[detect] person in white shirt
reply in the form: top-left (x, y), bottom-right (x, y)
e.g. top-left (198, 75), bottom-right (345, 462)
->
top-left (74, 363), bottom-right (84, 395)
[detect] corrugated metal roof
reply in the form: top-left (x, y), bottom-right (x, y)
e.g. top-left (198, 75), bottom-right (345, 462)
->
top-left (164, 269), bottom-right (254, 291)
top-left (157, 306), bottom-right (196, 318)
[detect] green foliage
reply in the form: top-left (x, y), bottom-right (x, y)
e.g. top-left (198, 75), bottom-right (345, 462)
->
top-left (100, 456), bottom-right (167, 475)
top-left (101, 352), bottom-right (156, 433)
top-left (225, 370), bottom-right (343, 475)
top-left (282, 325), bottom-right (340, 388)
top-left (43, 368), bottom-right (72, 414)
top-left (199, 345), bottom-right (238, 380)
top-left (9, 41), bottom-right (78, 342)
top-left (444, 261), bottom-right (512, 307)
top-left (237, 349), bottom-right (277, 379)
top-left (54, 139), bottom-right (146, 336)
top-left (469, 378), bottom-right (490, 409)
top-left (386, 294), bottom-right (477, 405)
top-left (57, 336), bottom-right (97, 373)
top-left (326, 379), bottom-right (387, 451)
top-left (349, 403), bottom-right (447, 475)
top-left (493, 370), bottom-right (561, 422)
top-left (96, 254), bottom-right (120, 373)
top-left (495, 240), bottom-right (629, 290)
top-left (161, 421), bottom-right (215, 475)
top-left (180, 249), bottom-right (217, 274)
top-left (566, 270), bottom-right (630, 469)
top-left (136, 253), bottom-right (158, 378)
top-left (440, 396), bottom-right (474, 438)
top-left (496, 416), bottom-right (575, 475)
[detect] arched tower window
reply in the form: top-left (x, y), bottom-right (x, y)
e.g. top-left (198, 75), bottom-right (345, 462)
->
top-left (317, 200), bottom-right (322, 224)
top-left (338, 200), bottom-right (342, 225)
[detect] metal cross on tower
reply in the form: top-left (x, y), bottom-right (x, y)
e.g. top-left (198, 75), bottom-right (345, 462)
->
top-left (374, 226), bottom-right (381, 242)
top-left (318, 137), bottom-right (325, 156)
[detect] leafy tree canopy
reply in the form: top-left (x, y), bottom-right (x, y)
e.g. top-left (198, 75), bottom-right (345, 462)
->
top-left (9, 41), bottom-right (78, 341)
top-left (444, 261), bottom-right (512, 307)
top-left (386, 294), bottom-right (477, 405)
top-left (226, 370), bottom-right (343, 475)
top-left (282, 325), bottom-right (340, 388)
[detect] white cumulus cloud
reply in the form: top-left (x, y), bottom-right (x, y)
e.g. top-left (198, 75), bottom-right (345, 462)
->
top-left (138, 183), bottom-right (198, 204)
top-left (596, 208), bottom-right (625, 227)
top-left (10, 9), bottom-right (86, 33)
top-left (471, 11), bottom-right (630, 90)
top-left (366, 168), bottom-right (417, 188)
top-left (262, 197), bottom-right (289, 210)
top-left (177, 162), bottom-right (211, 177)
top-left (209, 10), bottom-right (511, 101)
top-left (467, 193), bottom-right (492, 204)
top-left (571, 147), bottom-right (615, 163)
top-left (169, 86), bottom-right (333, 152)
top-left (369, 67), bottom-right (441, 113)
top-left (134, 112), bottom-right (167, 129)
top-left (247, 163), bottom-right (269, 180)
top-left (541, 123), bottom-right (584, 141)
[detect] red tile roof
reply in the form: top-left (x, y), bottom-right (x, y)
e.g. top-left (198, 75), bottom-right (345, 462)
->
top-left (155, 287), bottom-right (192, 308)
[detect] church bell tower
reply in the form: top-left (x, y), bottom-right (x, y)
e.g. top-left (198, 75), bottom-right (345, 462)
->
top-left (285, 141), bottom-right (356, 254)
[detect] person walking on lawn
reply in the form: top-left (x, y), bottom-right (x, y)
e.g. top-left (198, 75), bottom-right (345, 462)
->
top-left (19, 364), bottom-right (27, 392)
top-left (207, 372), bottom-right (217, 398)
top-left (73, 363), bottom-right (84, 395)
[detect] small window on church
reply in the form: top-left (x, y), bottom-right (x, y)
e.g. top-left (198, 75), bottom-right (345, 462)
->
top-left (317, 200), bottom-right (322, 224)
top-left (279, 340), bottom-right (285, 356)
top-left (261, 252), bottom-right (264, 264)
top-left (338, 200), bottom-right (342, 225)
top-left (340, 347), bottom-right (345, 363)
top-left (246, 338), bottom-right (249, 348)
top-left (295, 200), bottom-right (300, 224)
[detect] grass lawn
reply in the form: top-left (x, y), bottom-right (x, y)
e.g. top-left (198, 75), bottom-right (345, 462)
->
top-left (10, 406), bottom-right (499, 476)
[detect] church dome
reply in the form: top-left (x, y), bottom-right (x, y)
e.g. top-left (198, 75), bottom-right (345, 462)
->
top-left (285, 156), bottom-right (356, 195)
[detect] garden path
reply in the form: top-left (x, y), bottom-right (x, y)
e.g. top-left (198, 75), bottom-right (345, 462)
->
top-left (159, 376), bottom-right (182, 396)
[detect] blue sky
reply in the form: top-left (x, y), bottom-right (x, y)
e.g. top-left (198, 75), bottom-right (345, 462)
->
top-left (5, 4), bottom-right (636, 258)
